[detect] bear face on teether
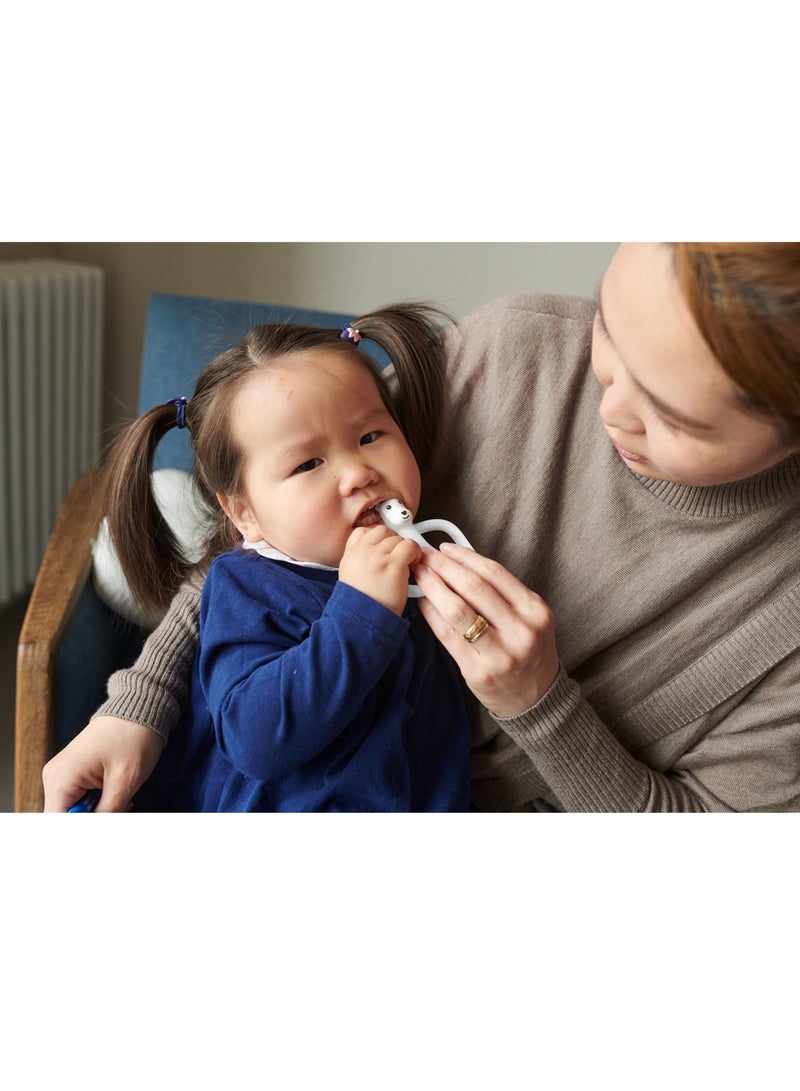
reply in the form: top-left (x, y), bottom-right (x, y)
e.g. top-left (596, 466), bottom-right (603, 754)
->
top-left (377, 499), bottom-right (414, 530)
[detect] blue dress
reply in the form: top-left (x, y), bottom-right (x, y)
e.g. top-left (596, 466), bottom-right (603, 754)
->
top-left (135, 548), bottom-right (470, 811)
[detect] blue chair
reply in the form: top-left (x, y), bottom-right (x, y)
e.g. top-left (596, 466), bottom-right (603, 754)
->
top-left (14, 293), bottom-right (389, 811)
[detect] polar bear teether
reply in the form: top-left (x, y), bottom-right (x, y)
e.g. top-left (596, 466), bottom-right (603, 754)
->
top-left (377, 499), bottom-right (473, 598)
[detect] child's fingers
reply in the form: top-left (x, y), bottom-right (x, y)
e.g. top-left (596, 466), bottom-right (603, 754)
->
top-left (388, 536), bottom-right (422, 566)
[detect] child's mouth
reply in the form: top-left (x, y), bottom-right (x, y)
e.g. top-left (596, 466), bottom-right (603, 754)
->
top-left (353, 503), bottom-right (385, 529)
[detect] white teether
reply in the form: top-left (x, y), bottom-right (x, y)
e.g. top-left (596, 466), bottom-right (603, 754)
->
top-left (377, 498), bottom-right (473, 598)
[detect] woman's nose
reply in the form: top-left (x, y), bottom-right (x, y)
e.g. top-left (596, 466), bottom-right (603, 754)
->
top-left (597, 361), bottom-right (644, 435)
top-left (600, 384), bottom-right (643, 435)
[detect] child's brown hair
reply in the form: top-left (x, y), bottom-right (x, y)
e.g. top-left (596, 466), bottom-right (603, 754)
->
top-left (103, 302), bottom-right (450, 617)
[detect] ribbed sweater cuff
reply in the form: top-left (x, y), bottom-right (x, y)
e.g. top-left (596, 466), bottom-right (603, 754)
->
top-left (93, 691), bottom-right (173, 745)
top-left (492, 667), bottom-right (656, 812)
top-left (93, 579), bottom-right (201, 743)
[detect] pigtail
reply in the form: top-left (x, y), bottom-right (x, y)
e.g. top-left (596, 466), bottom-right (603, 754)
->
top-left (102, 403), bottom-right (192, 615)
top-left (351, 303), bottom-right (451, 472)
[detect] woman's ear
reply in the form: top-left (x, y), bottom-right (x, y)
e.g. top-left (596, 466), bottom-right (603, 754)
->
top-left (217, 492), bottom-right (263, 543)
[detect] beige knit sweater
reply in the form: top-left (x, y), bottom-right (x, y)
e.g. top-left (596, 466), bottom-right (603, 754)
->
top-left (97, 294), bottom-right (800, 812)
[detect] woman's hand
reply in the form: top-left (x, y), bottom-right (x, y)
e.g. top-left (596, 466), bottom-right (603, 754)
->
top-left (413, 543), bottom-right (560, 718)
top-left (42, 717), bottom-right (165, 812)
top-left (339, 524), bottom-right (422, 615)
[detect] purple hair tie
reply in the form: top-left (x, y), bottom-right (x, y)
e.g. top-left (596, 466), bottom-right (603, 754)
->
top-left (340, 324), bottom-right (362, 344)
top-left (167, 396), bottom-right (188, 429)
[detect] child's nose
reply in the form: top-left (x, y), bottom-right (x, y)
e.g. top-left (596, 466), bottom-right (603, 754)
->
top-left (338, 453), bottom-right (378, 493)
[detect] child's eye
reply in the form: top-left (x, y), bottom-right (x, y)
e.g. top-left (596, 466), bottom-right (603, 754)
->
top-left (293, 458), bottom-right (322, 474)
top-left (360, 431), bottom-right (381, 445)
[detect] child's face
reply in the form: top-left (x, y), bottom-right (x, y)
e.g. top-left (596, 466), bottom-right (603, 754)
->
top-left (219, 349), bottom-right (422, 568)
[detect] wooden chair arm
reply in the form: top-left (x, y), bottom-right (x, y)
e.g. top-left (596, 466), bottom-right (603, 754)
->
top-left (15, 467), bottom-right (105, 811)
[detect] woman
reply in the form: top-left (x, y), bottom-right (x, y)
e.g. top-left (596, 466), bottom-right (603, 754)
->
top-left (44, 243), bottom-right (800, 812)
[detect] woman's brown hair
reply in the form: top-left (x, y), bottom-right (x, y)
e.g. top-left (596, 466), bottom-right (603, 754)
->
top-left (103, 302), bottom-right (450, 617)
top-left (672, 243), bottom-right (800, 435)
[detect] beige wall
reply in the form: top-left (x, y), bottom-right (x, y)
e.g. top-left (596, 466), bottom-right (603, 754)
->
top-left (0, 243), bottom-right (55, 261)
top-left (57, 243), bottom-right (297, 431)
top-left (283, 243), bottom-right (615, 315)
top-left (1, 242), bottom-right (616, 434)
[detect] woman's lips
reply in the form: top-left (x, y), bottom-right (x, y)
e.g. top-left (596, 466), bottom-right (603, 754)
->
top-left (612, 440), bottom-right (646, 463)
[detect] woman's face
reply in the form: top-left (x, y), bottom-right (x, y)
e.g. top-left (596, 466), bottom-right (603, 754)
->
top-left (591, 243), bottom-right (798, 486)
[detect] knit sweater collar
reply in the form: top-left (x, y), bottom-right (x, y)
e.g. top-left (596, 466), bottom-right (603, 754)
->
top-left (631, 453), bottom-right (800, 518)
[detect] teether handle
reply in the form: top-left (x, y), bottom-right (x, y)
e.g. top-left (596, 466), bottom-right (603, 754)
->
top-left (376, 499), bottom-right (473, 599)
top-left (413, 519), bottom-right (473, 551)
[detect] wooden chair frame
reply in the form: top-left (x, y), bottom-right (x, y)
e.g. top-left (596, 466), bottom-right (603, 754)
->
top-left (15, 468), bottom-right (104, 812)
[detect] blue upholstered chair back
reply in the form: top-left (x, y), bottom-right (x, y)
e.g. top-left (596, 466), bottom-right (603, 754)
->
top-left (55, 293), bottom-right (383, 751)
top-left (138, 294), bottom-right (390, 472)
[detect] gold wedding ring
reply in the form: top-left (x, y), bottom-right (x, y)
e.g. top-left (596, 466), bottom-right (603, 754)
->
top-left (461, 615), bottom-right (489, 643)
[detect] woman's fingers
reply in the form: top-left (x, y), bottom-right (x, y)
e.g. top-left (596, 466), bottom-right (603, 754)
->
top-left (415, 555), bottom-right (489, 639)
top-left (413, 543), bottom-right (560, 718)
top-left (416, 542), bottom-right (547, 629)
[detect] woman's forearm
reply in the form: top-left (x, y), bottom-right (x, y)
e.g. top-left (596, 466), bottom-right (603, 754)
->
top-left (94, 572), bottom-right (203, 740)
top-left (494, 668), bottom-right (713, 813)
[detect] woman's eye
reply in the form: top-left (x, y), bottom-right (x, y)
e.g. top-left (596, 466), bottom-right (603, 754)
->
top-left (649, 406), bottom-right (681, 433)
top-left (293, 458), bottom-right (322, 474)
top-left (360, 431), bottom-right (381, 445)
top-left (649, 410), bottom-right (683, 434)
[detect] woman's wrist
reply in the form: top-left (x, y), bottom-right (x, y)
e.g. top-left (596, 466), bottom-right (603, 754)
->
top-left (489, 662), bottom-right (566, 722)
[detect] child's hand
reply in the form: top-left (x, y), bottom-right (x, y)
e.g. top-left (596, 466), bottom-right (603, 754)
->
top-left (339, 525), bottom-right (422, 615)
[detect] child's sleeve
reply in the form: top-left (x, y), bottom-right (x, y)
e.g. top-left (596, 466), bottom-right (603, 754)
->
top-left (200, 571), bottom-right (410, 781)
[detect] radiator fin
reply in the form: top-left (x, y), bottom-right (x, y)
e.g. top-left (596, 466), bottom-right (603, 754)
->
top-left (0, 259), bottom-right (104, 607)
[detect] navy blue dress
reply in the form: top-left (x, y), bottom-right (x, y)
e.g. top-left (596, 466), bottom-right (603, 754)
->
top-left (136, 549), bottom-right (470, 811)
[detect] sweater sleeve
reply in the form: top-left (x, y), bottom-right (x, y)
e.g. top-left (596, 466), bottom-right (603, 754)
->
top-left (492, 658), bottom-right (800, 813)
top-left (493, 669), bottom-right (711, 812)
top-left (92, 570), bottom-right (203, 742)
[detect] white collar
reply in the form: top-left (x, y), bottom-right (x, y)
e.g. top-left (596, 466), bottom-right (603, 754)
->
top-left (240, 538), bottom-right (338, 572)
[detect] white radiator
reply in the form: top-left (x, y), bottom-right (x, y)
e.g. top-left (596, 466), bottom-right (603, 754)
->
top-left (0, 259), bottom-right (104, 607)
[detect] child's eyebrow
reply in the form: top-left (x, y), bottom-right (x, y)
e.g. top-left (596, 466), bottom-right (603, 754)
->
top-left (277, 436), bottom-right (317, 461)
top-left (276, 407), bottom-right (395, 462)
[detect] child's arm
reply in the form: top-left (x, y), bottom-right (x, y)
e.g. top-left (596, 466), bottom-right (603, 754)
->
top-left (201, 541), bottom-right (416, 782)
